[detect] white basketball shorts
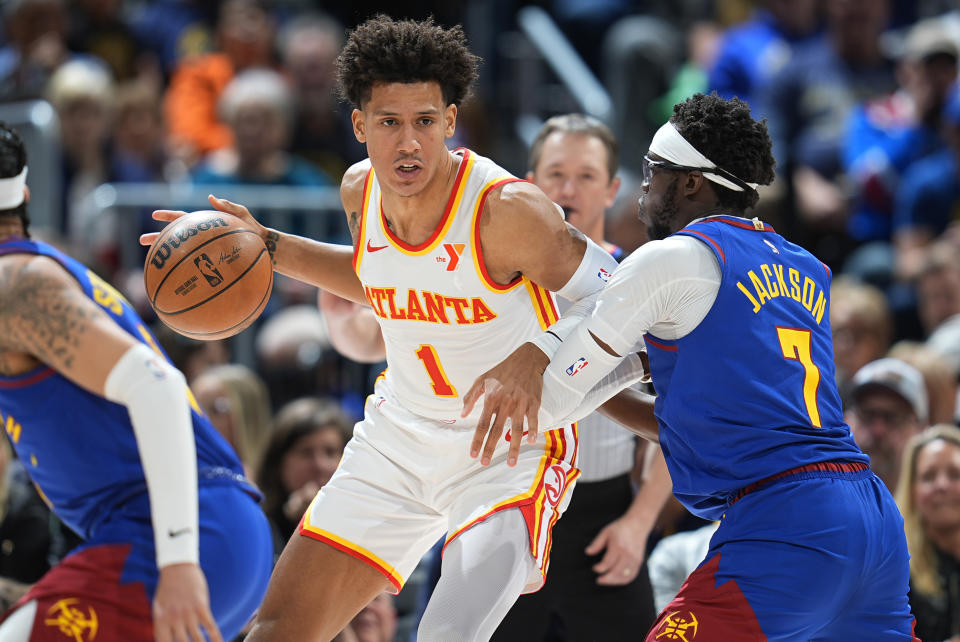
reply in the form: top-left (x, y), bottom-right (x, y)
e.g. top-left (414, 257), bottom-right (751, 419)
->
top-left (299, 380), bottom-right (580, 594)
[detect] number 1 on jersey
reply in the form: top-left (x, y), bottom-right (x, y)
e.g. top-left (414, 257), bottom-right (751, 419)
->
top-left (416, 345), bottom-right (458, 397)
top-left (776, 327), bottom-right (822, 428)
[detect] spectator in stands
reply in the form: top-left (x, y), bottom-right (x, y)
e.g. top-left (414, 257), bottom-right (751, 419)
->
top-left (190, 69), bottom-right (332, 188)
top-left (761, 0), bottom-right (896, 267)
top-left (151, 323), bottom-right (231, 384)
top-left (0, 0), bottom-right (71, 101)
top-left (66, 0), bottom-right (158, 84)
top-left (830, 275), bottom-right (894, 398)
top-left (847, 357), bottom-right (929, 490)
top-left (279, 12), bottom-right (365, 182)
top-left (46, 58), bottom-right (116, 261)
top-left (129, 0), bottom-right (217, 79)
top-left (333, 592), bottom-right (397, 642)
top-left (890, 341), bottom-right (960, 426)
top-left (256, 397), bottom-right (353, 556)
top-left (916, 242), bottom-right (960, 381)
top-left (708, 0), bottom-right (821, 112)
top-left (842, 18), bottom-right (957, 268)
top-left (110, 79), bottom-right (167, 184)
top-left (893, 82), bottom-right (960, 283)
top-left (192, 363), bottom-right (273, 478)
top-left (164, 0), bottom-right (276, 168)
top-left (895, 424), bottom-right (960, 642)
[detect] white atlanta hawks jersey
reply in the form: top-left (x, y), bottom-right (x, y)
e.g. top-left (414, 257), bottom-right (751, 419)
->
top-left (353, 148), bottom-right (560, 421)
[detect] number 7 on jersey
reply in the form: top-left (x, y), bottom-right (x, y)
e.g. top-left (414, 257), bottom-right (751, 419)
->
top-left (777, 327), bottom-right (822, 428)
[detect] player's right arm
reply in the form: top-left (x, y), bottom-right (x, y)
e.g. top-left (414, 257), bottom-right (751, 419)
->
top-left (0, 254), bottom-right (222, 642)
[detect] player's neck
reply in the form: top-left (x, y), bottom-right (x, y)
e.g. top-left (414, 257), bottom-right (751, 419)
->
top-left (381, 150), bottom-right (459, 244)
top-left (0, 220), bottom-right (25, 242)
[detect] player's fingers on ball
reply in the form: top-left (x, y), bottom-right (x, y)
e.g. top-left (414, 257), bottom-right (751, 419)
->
top-left (152, 209), bottom-right (188, 223)
top-left (139, 232), bottom-right (160, 246)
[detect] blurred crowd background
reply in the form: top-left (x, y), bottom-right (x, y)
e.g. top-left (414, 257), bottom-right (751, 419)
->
top-left (3, 0), bottom-right (960, 640)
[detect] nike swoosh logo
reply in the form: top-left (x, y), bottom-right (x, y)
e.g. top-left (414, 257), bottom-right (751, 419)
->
top-left (168, 527), bottom-right (192, 538)
top-left (367, 240), bottom-right (388, 252)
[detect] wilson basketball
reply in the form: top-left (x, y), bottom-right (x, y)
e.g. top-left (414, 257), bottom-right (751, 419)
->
top-left (144, 210), bottom-right (273, 340)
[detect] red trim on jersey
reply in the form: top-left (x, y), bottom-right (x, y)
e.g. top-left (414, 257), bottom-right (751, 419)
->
top-left (380, 149), bottom-right (472, 252)
top-left (0, 367), bottom-right (56, 388)
top-left (299, 527), bottom-right (403, 593)
top-left (821, 261), bottom-right (832, 279)
top-left (700, 216), bottom-right (776, 233)
top-left (645, 337), bottom-right (678, 352)
top-left (683, 230), bottom-right (726, 264)
top-left (473, 178), bottom-right (527, 291)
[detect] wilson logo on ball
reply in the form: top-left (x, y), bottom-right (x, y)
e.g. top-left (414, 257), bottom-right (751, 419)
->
top-left (149, 217), bottom-right (230, 270)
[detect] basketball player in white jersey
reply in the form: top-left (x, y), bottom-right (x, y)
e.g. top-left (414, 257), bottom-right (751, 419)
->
top-left (144, 16), bottom-right (642, 642)
top-left (320, 115), bottom-right (674, 639)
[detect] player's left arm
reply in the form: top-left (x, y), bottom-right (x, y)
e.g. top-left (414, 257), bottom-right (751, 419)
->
top-left (0, 255), bottom-right (222, 642)
top-left (463, 181), bottom-right (621, 465)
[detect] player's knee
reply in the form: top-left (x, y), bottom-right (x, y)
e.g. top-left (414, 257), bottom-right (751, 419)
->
top-left (0, 600), bottom-right (36, 642)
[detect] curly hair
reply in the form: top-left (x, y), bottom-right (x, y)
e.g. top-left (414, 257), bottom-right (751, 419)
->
top-left (670, 93), bottom-right (776, 212)
top-left (0, 122), bottom-right (29, 236)
top-left (336, 15), bottom-right (480, 109)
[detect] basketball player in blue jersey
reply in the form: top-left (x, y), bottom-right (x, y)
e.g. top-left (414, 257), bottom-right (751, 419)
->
top-left (468, 93), bottom-right (919, 640)
top-left (0, 122), bottom-right (273, 641)
top-left (144, 16), bottom-right (643, 642)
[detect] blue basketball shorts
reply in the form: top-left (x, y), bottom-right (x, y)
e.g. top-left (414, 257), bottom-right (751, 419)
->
top-left (647, 464), bottom-right (919, 642)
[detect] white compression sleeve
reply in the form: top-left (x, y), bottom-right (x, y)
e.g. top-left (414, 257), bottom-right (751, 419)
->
top-left (529, 236), bottom-right (618, 359)
top-left (104, 343), bottom-right (199, 568)
top-left (539, 323), bottom-right (626, 424)
top-left (539, 351), bottom-right (646, 427)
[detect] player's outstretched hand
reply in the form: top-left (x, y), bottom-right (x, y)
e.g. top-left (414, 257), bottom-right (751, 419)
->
top-left (463, 342), bottom-right (550, 467)
top-left (585, 514), bottom-right (649, 586)
top-left (139, 194), bottom-right (268, 248)
top-left (153, 562), bottom-right (223, 642)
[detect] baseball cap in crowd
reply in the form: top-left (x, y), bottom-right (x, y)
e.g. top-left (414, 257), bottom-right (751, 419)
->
top-left (900, 18), bottom-right (958, 62)
top-left (850, 358), bottom-right (928, 424)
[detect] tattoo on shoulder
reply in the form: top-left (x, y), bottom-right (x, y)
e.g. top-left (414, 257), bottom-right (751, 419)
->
top-left (0, 260), bottom-right (96, 370)
top-left (265, 230), bottom-right (279, 266)
top-left (348, 211), bottom-right (360, 246)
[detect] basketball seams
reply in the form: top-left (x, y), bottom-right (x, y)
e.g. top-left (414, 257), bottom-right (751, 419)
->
top-left (146, 228), bottom-right (263, 307)
top-left (153, 247), bottom-right (271, 316)
top-left (169, 259), bottom-right (274, 340)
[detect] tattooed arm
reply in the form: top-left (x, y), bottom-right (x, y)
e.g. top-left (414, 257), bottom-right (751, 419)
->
top-left (0, 254), bottom-right (139, 393)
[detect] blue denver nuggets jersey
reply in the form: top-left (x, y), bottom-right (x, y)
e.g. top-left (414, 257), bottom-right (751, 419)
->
top-left (0, 238), bottom-right (256, 539)
top-left (644, 216), bottom-right (867, 520)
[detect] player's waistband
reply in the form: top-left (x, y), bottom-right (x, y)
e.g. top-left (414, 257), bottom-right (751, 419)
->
top-left (729, 460), bottom-right (870, 506)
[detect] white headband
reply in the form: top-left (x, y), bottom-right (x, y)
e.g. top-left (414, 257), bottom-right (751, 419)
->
top-left (0, 167), bottom-right (27, 210)
top-left (649, 122), bottom-right (759, 193)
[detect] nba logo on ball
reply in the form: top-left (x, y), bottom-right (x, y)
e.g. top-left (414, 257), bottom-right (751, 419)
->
top-left (194, 253), bottom-right (223, 287)
top-left (565, 357), bottom-right (588, 376)
top-left (144, 210), bottom-right (273, 341)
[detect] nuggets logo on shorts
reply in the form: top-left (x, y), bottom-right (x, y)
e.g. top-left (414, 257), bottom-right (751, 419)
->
top-left (655, 611), bottom-right (699, 641)
top-left (44, 598), bottom-right (99, 642)
top-left (544, 464), bottom-right (567, 506)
